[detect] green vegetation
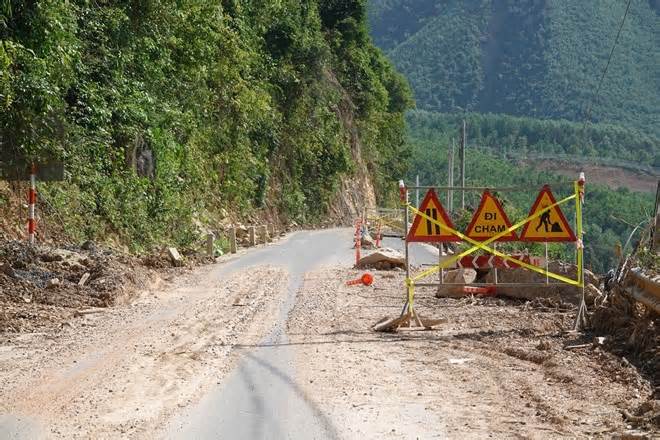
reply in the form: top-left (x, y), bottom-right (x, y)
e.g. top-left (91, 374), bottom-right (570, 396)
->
top-left (368, 0), bottom-right (657, 272)
top-left (1, 0), bottom-right (412, 249)
top-left (406, 112), bottom-right (654, 273)
top-left (408, 111), bottom-right (659, 167)
top-left (369, 0), bottom-right (660, 136)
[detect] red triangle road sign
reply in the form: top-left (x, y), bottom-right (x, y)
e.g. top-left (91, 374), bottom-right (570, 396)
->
top-left (520, 186), bottom-right (576, 242)
top-left (407, 189), bottom-right (460, 242)
top-left (464, 190), bottom-right (518, 241)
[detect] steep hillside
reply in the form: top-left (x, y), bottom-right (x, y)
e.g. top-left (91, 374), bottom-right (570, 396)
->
top-left (369, 0), bottom-right (659, 135)
top-left (0, 0), bottom-right (412, 248)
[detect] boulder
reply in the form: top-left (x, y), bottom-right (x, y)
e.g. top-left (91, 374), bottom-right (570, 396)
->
top-left (435, 269), bottom-right (478, 298)
top-left (357, 248), bottom-right (405, 270)
top-left (482, 261), bottom-right (601, 304)
top-left (40, 248), bottom-right (89, 270)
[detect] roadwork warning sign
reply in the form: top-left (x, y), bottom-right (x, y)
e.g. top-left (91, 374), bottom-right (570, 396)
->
top-left (407, 189), bottom-right (460, 242)
top-left (520, 186), bottom-right (577, 242)
top-left (465, 190), bottom-right (518, 241)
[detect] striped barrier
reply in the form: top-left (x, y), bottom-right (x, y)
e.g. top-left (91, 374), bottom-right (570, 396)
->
top-left (456, 255), bottom-right (545, 269)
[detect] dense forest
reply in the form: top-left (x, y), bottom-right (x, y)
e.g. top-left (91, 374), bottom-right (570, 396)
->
top-left (405, 112), bottom-right (654, 273)
top-left (408, 111), bottom-right (659, 167)
top-left (0, 0), bottom-right (412, 248)
top-left (369, 0), bottom-right (659, 137)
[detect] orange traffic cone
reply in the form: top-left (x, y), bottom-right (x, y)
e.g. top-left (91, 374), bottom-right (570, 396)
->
top-left (346, 273), bottom-right (374, 286)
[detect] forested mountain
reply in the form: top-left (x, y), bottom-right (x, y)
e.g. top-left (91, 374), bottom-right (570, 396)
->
top-left (1, 1), bottom-right (412, 248)
top-left (369, 0), bottom-right (659, 136)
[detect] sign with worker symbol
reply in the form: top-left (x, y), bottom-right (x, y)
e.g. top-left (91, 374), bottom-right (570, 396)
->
top-left (520, 186), bottom-right (577, 242)
top-left (465, 190), bottom-right (518, 241)
top-left (407, 189), bottom-right (460, 242)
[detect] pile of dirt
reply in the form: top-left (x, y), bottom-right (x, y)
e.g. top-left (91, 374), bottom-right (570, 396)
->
top-left (0, 240), bottom-right (160, 333)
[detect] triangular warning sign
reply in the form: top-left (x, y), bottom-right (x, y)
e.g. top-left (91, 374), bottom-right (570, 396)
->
top-left (520, 186), bottom-right (576, 242)
top-left (407, 189), bottom-right (460, 242)
top-left (465, 190), bottom-right (518, 241)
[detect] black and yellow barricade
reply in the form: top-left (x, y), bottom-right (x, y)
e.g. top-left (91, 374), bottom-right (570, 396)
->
top-left (374, 175), bottom-right (586, 332)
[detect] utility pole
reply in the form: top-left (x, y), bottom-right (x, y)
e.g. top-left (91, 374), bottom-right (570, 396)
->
top-left (460, 120), bottom-right (466, 210)
top-left (448, 140), bottom-right (455, 212)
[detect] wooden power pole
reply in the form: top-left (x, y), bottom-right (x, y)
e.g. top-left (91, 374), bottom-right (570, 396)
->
top-left (460, 120), bottom-right (466, 210)
top-left (448, 140), bottom-right (455, 212)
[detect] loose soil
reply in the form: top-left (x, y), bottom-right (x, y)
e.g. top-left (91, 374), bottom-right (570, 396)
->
top-left (0, 240), bottom-right (185, 334)
top-left (287, 267), bottom-right (656, 439)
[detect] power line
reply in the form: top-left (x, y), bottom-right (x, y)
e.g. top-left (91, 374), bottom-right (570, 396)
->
top-left (582, 0), bottom-right (633, 129)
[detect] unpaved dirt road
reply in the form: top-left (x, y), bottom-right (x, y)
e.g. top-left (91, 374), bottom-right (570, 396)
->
top-left (0, 229), bottom-right (654, 439)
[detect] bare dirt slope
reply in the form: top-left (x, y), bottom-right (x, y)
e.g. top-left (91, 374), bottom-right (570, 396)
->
top-left (528, 160), bottom-right (658, 193)
top-left (287, 267), bottom-right (655, 439)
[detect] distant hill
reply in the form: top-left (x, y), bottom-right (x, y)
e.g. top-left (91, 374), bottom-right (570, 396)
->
top-left (368, 0), bottom-right (660, 136)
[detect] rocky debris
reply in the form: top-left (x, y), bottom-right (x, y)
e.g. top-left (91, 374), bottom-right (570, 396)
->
top-left (235, 225), bottom-right (249, 239)
top-left (81, 240), bottom-right (97, 251)
top-left (356, 248), bottom-right (405, 270)
top-left (360, 233), bottom-right (376, 249)
top-left (0, 261), bottom-right (15, 278)
top-left (481, 261), bottom-right (601, 304)
top-left (0, 240), bottom-right (159, 333)
top-left (621, 398), bottom-right (660, 432)
top-left (435, 269), bottom-right (479, 298)
top-left (46, 278), bottom-right (61, 289)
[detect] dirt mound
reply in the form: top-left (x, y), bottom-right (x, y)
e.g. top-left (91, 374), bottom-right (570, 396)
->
top-left (0, 240), bottom-right (158, 333)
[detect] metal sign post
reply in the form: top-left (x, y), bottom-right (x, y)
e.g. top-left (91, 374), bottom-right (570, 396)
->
top-left (1, 160), bottom-right (65, 245)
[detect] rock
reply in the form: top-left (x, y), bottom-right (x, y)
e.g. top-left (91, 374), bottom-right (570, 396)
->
top-left (235, 225), bottom-right (249, 239)
top-left (167, 247), bottom-right (184, 267)
top-left (46, 278), bottom-right (61, 289)
top-left (0, 262), bottom-right (15, 278)
top-left (443, 269), bottom-right (477, 284)
top-left (356, 248), bottom-right (405, 270)
top-left (41, 249), bottom-right (88, 270)
top-left (482, 261), bottom-right (600, 304)
top-left (78, 272), bottom-right (91, 286)
top-left (81, 240), bottom-right (97, 251)
top-left (360, 234), bottom-right (376, 249)
top-left (435, 269), bottom-right (478, 298)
